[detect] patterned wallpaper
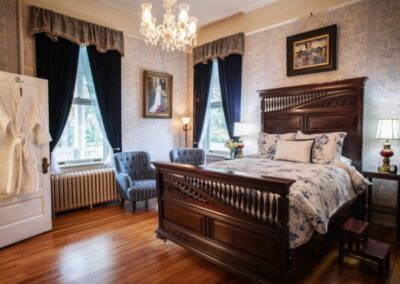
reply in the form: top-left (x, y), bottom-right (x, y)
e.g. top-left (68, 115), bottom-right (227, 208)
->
top-left (121, 35), bottom-right (189, 161)
top-left (0, 0), bottom-right (19, 74)
top-left (242, 0), bottom-right (400, 211)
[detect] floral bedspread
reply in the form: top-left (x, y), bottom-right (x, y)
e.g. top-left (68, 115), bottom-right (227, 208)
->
top-left (206, 158), bottom-right (369, 248)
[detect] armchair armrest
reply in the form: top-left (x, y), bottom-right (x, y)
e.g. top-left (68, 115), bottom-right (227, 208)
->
top-left (116, 173), bottom-right (133, 190)
top-left (149, 164), bottom-right (156, 179)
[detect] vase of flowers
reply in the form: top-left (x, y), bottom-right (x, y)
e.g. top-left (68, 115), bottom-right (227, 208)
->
top-left (225, 140), bottom-right (244, 159)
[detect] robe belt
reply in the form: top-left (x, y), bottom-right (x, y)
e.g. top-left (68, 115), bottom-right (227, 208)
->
top-left (8, 132), bottom-right (28, 195)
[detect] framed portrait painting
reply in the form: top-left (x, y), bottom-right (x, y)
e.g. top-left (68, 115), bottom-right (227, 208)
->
top-left (287, 24), bottom-right (337, 76)
top-left (143, 70), bottom-right (173, 118)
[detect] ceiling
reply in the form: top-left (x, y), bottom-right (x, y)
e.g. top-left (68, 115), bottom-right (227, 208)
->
top-left (96, 0), bottom-right (279, 27)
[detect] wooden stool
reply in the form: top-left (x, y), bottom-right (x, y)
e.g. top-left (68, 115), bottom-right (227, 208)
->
top-left (339, 218), bottom-right (369, 264)
top-left (360, 239), bottom-right (390, 276)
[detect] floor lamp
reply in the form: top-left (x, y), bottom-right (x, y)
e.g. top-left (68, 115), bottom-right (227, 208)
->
top-left (182, 117), bottom-right (191, 148)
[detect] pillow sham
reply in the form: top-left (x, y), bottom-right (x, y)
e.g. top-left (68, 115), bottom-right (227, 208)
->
top-left (297, 131), bottom-right (347, 162)
top-left (274, 139), bottom-right (315, 163)
top-left (258, 132), bottom-right (297, 159)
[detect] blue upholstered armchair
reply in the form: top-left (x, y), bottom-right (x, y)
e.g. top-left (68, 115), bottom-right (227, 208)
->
top-left (169, 148), bottom-right (206, 166)
top-left (114, 151), bottom-right (157, 212)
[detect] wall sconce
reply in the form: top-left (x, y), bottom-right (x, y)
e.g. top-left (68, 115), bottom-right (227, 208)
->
top-left (182, 117), bottom-right (191, 148)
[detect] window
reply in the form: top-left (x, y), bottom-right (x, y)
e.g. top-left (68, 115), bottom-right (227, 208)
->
top-left (201, 61), bottom-right (229, 152)
top-left (55, 48), bottom-right (111, 165)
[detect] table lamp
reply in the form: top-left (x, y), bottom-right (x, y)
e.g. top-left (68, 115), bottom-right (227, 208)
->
top-left (233, 122), bottom-right (248, 158)
top-left (376, 119), bottom-right (400, 173)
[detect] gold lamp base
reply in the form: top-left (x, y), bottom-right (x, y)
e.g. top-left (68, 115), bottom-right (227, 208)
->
top-left (236, 148), bottom-right (244, 158)
top-left (378, 158), bottom-right (391, 173)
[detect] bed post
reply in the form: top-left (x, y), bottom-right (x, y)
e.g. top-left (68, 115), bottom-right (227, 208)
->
top-left (278, 193), bottom-right (290, 283)
top-left (155, 166), bottom-right (167, 243)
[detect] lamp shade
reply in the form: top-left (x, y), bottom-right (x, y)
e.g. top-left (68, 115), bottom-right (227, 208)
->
top-left (182, 117), bottom-right (191, 125)
top-left (376, 119), bottom-right (400, 140)
top-left (233, 122), bottom-right (248, 137)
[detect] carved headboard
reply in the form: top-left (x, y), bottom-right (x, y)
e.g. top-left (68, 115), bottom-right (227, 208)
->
top-left (258, 77), bottom-right (367, 170)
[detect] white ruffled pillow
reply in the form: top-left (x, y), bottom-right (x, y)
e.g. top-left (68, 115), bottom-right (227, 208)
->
top-left (274, 139), bottom-right (315, 163)
top-left (297, 131), bottom-right (347, 162)
top-left (339, 156), bottom-right (352, 165)
top-left (258, 132), bottom-right (297, 159)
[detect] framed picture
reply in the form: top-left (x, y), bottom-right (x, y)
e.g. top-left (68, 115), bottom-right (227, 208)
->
top-left (143, 70), bottom-right (173, 118)
top-left (287, 25), bottom-right (337, 76)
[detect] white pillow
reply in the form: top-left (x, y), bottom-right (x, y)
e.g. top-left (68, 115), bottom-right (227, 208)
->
top-left (339, 156), bottom-right (352, 165)
top-left (258, 132), bottom-right (297, 159)
top-left (274, 139), bottom-right (315, 163)
top-left (298, 131), bottom-right (347, 162)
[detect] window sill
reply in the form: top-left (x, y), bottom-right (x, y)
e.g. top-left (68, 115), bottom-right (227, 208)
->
top-left (206, 150), bottom-right (229, 157)
top-left (206, 152), bottom-right (229, 164)
top-left (59, 161), bottom-right (104, 168)
top-left (58, 161), bottom-right (107, 172)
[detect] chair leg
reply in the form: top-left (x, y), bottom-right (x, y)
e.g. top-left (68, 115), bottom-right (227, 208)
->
top-left (145, 199), bottom-right (148, 209)
top-left (132, 201), bottom-right (136, 213)
top-left (120, 199), bottom-right (125, 207)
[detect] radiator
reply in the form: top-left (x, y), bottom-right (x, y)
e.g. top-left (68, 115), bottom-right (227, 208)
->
top-left (51, 168), bottom-right (119, 216)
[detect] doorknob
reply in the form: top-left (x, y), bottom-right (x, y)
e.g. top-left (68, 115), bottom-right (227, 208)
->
top-left (42, 157), bottom-right (50, 174)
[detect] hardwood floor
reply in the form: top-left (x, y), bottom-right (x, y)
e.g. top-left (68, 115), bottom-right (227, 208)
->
top-left (0, 200), bottom-right (399, 284)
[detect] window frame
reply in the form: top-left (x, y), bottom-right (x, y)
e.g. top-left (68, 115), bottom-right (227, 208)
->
top-left (56, 48), bottom-right (110, 166)
top-left (201, 61), bottom-right (229, 154)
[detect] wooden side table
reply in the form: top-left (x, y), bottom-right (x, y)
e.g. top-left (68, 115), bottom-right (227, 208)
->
top-left (363, 170), bottom-right (400, 240)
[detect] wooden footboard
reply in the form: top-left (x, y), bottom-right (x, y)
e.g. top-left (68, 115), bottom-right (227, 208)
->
top-left (154, 162), bottom-right (295, 284)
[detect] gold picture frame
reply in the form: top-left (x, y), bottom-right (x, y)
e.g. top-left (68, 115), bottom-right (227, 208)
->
top-left (143, 70), bottom-right (173, 118)
top-left (287, 25), bottom-right (337, 76)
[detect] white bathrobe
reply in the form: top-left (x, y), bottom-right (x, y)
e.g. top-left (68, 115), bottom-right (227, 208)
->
top-left (0, 84), bottom-right (51, 195)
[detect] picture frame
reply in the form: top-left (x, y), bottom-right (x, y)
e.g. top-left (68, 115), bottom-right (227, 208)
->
top-left (143, 70), bottom-right (173, 118)
top-left (287, 24), bottom-right (337, 76)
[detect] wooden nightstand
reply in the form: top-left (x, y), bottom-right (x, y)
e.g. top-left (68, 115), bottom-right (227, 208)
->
top-left (363, 170), bottom-right (400, 240)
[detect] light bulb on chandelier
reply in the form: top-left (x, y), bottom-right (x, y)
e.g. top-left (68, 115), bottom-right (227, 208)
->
top-left (140, 0), bottom-right (198, 52)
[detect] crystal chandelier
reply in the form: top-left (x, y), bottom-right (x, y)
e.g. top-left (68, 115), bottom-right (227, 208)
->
top-left (140, 0), bottom-right (198, 51)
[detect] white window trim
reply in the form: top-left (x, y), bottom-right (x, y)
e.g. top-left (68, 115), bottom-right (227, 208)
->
top-left (200, 60), bottom-right (230, 154)
top-left (55, 48), bottom-right (111, 166)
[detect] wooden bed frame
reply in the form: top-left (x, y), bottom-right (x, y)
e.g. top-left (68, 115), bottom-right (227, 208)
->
top-left (154, 77), bottom-right (367, 283)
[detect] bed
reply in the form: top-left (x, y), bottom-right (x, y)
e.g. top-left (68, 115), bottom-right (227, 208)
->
top-left (154, 77), bottom-right (367, 283)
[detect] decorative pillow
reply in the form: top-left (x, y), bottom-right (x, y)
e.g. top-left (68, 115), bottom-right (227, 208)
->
top-left (258, 132), bottom-right (297, 159)
top-left (297, 131), bottom-right (347, 162)
top-left (274, 139), bottom-right (315, 163)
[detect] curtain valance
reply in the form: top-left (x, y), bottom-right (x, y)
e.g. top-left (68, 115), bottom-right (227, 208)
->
top-left (193, 32), bottom-right (244, 65)
top-left (29, 6), bottom-right (125, 56)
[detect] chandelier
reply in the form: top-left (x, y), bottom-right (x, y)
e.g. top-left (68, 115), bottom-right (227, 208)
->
top-left (140, 0), bottom-right (198, 51)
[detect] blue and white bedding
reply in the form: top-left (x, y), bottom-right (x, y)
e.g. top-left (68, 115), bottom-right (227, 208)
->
top-left (206, 158), bottom-right (370, 248)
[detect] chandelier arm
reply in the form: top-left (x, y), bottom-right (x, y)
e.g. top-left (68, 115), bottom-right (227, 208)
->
top-left (140, 0), bottom-right (197, 51)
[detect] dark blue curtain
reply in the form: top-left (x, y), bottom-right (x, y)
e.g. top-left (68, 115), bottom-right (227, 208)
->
top-left (35, 33), bottom-right (80, 152)
top-left (87, 46), bottom-right (122, 153)
top-left (193, 61), bottom-right (213, 148)
top-left (218, 54), bottom-right (242, 138)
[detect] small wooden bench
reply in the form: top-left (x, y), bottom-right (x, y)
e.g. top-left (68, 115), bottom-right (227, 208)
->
top-left (339, 218), bottom-right (390, 276)
top-left (339, 218), bottom-right (369, 262)
top-left (360, 238), bottom-right (390, 276)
